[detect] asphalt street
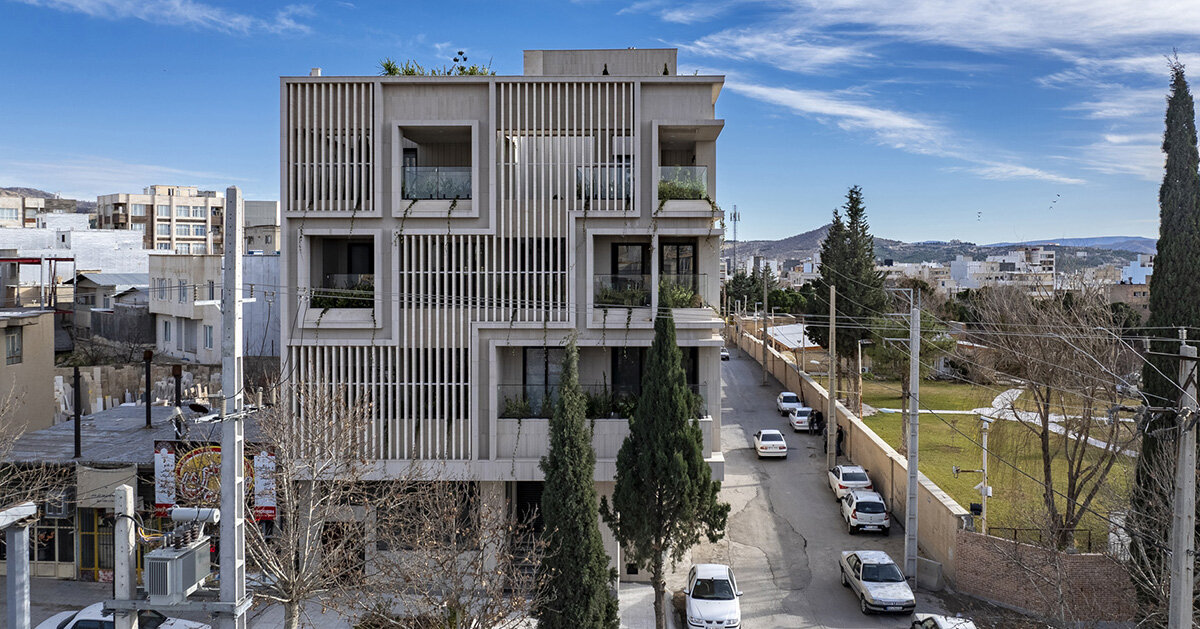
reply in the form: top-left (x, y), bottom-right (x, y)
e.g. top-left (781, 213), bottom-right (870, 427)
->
top-left (671, 344), bottom-right (955, 628)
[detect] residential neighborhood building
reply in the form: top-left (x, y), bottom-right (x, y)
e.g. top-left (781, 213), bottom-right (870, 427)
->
top-left (0, 225), bottom-right (148, 284)
top-left (1120, 253), bottom-right (1154, 284)
top-left (0, 309), bottom-right (56, 433)
top-left (96, 185), bottom-right (226, 253)
top-left (0, 195), bottom-right (76, 228)
top-left (1106, 281), bottom-right (1151, 320)
top-left (69, 272), bottom-right (148, 337)
top-left (280, 48), bottom-right (725, 580)
top-left (947, 246), bottom-right (1056, 294)
top-left (149, 252), bottom-right (281, 362)
top-left (244, 199), bottom-right (281, 252)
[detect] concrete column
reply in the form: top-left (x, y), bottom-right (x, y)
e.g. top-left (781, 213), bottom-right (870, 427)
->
top-left (5, 525), bottom-right (30, 629)
top-left (113, 484), bottom-right (139, 629)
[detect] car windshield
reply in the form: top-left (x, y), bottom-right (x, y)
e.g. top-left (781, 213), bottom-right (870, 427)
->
top-left (794, 409), bottom-right (811, 417)
top-left (692, 577), bottom-right (736, 600)
top-left (862, 563), bottom-right (906, 582)
top-left (781, 393), bottom-right (798, 403)
top-left (843, 472), bottom-right (869, 482)
top-left (761, 433), bottom-right (784, 442)
top-left (856, 501), bottom-right (885, 514)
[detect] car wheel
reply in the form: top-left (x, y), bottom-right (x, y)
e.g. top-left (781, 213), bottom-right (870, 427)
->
top-left (860, 596), bottom-right (871, 615)
top-left (840, 569), bottom-right (848, 587)
top-left (847, 520), bottom-right (856, 535)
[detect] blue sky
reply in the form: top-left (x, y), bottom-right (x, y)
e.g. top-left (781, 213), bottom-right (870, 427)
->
top-left (1, 0), bottom-right (1197, 243)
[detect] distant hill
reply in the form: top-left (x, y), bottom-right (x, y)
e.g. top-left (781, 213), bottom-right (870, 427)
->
top-left (726, 225), bottom-right (1143, 273)
top-left (985, 236), bottom-right (1157, 254)
top-left (0, 186), bottom-right (96, 214)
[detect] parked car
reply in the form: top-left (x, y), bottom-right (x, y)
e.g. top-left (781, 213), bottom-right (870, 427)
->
top-left (776, 391), bottom-right (803, 416)
top-left (839, 550), bottom-right (916, 615)
top-left (35, 603), bottom-right (211, 629)
top-left (788, 407), bottom-right (815, 432)
top-left (720, 347), bottom-right (731, 361)
top-left (841, 489), bottom-right (891, 534)
top-left (912, 614), bottom-right (978, 629)
top-left (828, 464), bottom-right (873, 500)
top-left (684, 563), bottom-right (742, 629)
top-left (753, 429), bottom-right (788, 459)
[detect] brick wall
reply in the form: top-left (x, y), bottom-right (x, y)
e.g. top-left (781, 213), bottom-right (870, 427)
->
top-left (955, 531), bottom-right (1136, 623)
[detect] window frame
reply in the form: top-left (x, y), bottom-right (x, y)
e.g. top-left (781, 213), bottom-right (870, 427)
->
top-left (4, 327), bottom-right (22, 365)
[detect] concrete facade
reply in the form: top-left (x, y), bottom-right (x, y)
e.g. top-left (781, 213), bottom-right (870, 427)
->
top-left (96, 185), bottom-right (225, 254)
top-left (0, 196), bottom-right (76, 228)
top-left (0, 310), bottom-right (56, 433)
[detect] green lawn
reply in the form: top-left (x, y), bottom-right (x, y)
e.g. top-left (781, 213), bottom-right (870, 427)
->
top-left (858, 379), bottom-right (1132, 550)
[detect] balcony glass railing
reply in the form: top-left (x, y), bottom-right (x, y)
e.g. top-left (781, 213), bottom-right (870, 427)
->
top-left (659, 273), bottom-right (706, 308)
top-left (310, 273), bottom-right (374, 309)
top-left (498, 383), bottom-right (706, 420)
top-left (594, 274), bottom-right (651, 308)
top-left (657, 166), bottom-right (708, 200)
top-left (402, 166), bottom-right (471, 200)
top-left (576, 164), bottom-right (633, 202)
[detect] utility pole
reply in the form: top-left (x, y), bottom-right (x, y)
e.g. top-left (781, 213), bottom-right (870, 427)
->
top-left (218, 186), bottom-right (248, 629)
top-left (980, 418), bottom-right (990, 536)
top-left (761, 269), bottom-right (769, 386)
top-left (800, 314), bottom-right (806, 372)
top-left (731, 205), bottom-right (740, 273)
top-left (113, 484), bottom-right (138, 629)
top-left (826, 285), bottom-right (837, 469)
top-left (904, 305), bottom-right (921, 583)
top-left (1167, 341), bottom-right (1196, 629)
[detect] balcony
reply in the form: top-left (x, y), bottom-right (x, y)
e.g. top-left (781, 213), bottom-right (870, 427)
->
top-left (576, 164), bottom-right (633, 208)
top-left (310, 273), bottom-right (374, 309)
top-left (658, 166), bottom-right (707, 200)
top-left (402, 166), bottom-right (471, 201)
top-left (659, 274), bottom-right (705, 308)
top-left (498, 383), bottom-right (707, 421)
top-left (593, 274), bottom-right (651, 308)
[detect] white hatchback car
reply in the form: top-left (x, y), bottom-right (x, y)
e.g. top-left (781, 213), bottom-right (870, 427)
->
top-left (841, 489), bottom-right (891, 534)
top-left (828, 464), bottom-right (873, 500)
top-left (753, 429), bottom-right (788, 458)
top-left (720, 347), bottom-right (731, 361)
top-left (776, 391), bottom-right (804, 416)
top-left (788, 407), bottom-right (815, 432)
top-left (685, 563), bottom-right (742, 628)
top-left (35, 603), bottom-right (211, 629)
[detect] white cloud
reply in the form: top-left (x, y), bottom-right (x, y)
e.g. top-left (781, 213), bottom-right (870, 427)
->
top-left (619, 0), bottom-right (742, 23)
top-left (1077, 136), bottom-right (1165, 181)
top-left (680, 26), bottom-right (868, 74)
top-left (959, 162), bottom-right (1086, 185)
top-left (16, 0), bottom-right (313, 34)
top-left (0, 155), bottom-right (257, 202)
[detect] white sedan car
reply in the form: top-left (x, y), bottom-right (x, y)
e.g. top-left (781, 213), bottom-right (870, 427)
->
top-left (912, 614), bottom-right (978, 629)
top-left (788, 407), bottom-right (815, 432)
top-left (828, 464), bottom-right (873, 500)
top-left (776, 391), bottom-right (803, 416)
top-left (35, 603), bottom-right (211, 629)
top-left (720, 347), bottom-right (731, 361)
top-left (839, 550), bottom-right (916, 615)
top-left (685, 563), bottom-right (742, 628)
top-left (753, 429), bottom-right (788, 458)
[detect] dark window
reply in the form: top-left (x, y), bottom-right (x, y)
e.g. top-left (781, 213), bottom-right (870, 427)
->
top-left (5, 327), bottom-right (21, 365)
top-left (524, 347), bottom-right (564, 413)
top-left (855, 501), bottom-right (886, 514)
top-left (660, 241), bottom-right (696, 276)
top-left (612, 347), bottom-right (645, 396)
top-left (862, 563), bottom-right (905, 583)
top-left (690, 577), bottom-right (736, 601)
top-left (612, 243), bottom-right (648, 276)
top-left (843, 472), bottom-right (869, 482)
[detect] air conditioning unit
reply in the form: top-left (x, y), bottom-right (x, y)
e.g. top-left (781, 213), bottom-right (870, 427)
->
top-left (144, 536), bottom-right (211, 605)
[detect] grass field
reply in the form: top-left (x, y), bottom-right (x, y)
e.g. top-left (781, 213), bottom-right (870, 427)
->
top-left (858, 378), bottom-right (1133, 550)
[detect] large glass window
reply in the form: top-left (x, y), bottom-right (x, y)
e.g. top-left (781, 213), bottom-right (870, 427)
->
top-left (130, 204), bottom-right (147, 216)
top-left (523, 347), bottom-right (564, 416)
top-left (4, 327), bottom-right (22, 365)
top-left (175, 224), bottom-right (190, 236)
top-left (611, 347), bottom-right (645, 396)
top-left (156, 205), bottom-right (170, 217)
top-left (191, 206), bottom-right (206, 218)
top-left (192, 224), bottom-right (207, 236)
top-left (162, 319), bottom-right (171, 342)
top-left (661, 242), bottom-right (696, 276)
top-left (0, 208), bottom-right (21, 221)
top-left (156, 224), bottom-right (170, 236)
top-left (613, 244), bottom-right (648, 276)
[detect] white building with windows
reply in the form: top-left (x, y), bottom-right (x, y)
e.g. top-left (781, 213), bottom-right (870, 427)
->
top-left (1120, 253), bottom-right (1154, 284)
top-left (97, 185), bottom-right (225, 254)
top-left (280, 48), bottom-right (726, 581)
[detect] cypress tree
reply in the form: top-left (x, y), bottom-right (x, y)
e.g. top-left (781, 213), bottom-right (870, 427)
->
top-left (1130, 59), bottom-right (1200, 620)
top-left (538, 336), bottom-right (619, 629)
top-left (600, 311), bottom-right (729, 629)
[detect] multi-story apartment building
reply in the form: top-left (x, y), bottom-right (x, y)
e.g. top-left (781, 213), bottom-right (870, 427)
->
top-left (280, 48), bottom-right (725, 578)
top-left (0, 195), bottom-right (76, 228)
top-left (96, 185), bottom-right (226, 253)
top-left (947, 246), bottom-right (1056, 294)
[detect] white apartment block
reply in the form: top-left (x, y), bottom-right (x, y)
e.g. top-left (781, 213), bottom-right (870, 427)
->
top-left (948, 246), bottom-right (1056, 294)
top-left (281, 49), bottom-right (725, 576)
top-left (0, 195), bottom-right (76, 228)
top-left (1121, 253), bottom-right (1154, 284)
top-left (244, 199), bottom-right (281, 252)
top-left (96, 185), bottom-right (226, 254)
top-left (150, 253), bottom-right (282, 362)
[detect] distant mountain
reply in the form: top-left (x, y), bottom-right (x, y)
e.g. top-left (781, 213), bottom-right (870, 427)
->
top-left (984, 236), bottom-right (1157, 254)
top-left (0, 186), bottom-right (96, 214)
top-left (726, 225), bottom-right (1143, 273)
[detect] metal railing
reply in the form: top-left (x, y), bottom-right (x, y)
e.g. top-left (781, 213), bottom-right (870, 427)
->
top-left (402, 166), bottom-right (471, 200)
top-left (594, 274), bottom-right (651, 307)
top-left (659, 273), bottom-right (706, 308)
top-left (498, 383), bottom-right (707, 420)
top-left (310, 273), bottom-right (374, 309)
top-left (658, 166), bottom-right (708, 200)
top-left (576, 164), bottom-right (633, 201)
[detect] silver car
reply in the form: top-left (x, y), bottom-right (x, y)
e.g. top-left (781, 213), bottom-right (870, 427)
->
top-left (841, 489), bottom-right (891, 534)
top-left (839, 550), bottom-right (916, 615)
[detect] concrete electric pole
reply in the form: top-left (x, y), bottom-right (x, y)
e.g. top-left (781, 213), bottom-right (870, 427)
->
top-left (761, 271), bottom-right (769, 386)
top-left (218, 186), bottom-right (248, 629)
top-left (826, 285), bottom-right (837, 470)
top-left (113, 485), bottom-right (138, 629)
top-left (904, 305), bottom-right (920, 583)
top-left (1168, 342), bottom-right (1196, 629)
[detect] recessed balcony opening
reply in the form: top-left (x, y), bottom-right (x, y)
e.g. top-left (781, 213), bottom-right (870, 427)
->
top-left (657, 124), bottom-right (720, 201)
top-left (309, 235), bottom-right (374, 309)
top-left (399, 126), bottom-right (472, 201)
top-left (660, 239), bottom-right (704, 308)
top-left (595, 241), bottom-right (651, 308)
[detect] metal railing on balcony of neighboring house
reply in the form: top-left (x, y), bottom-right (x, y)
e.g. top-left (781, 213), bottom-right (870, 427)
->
top-left (657, 166), bottom-right (708, 200)
top-left (309, 273), bottom-right (374, 309)
top-left (576, 164), bottom-right (633, 202)
top-left (593, 274), bottom-right (651, 308)
top-left (498, 383), bottom-right (707, 420)
top-left (659, 273), bottom-right (707, 308)
top-left (402, 166), bottom-right (472, 200)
